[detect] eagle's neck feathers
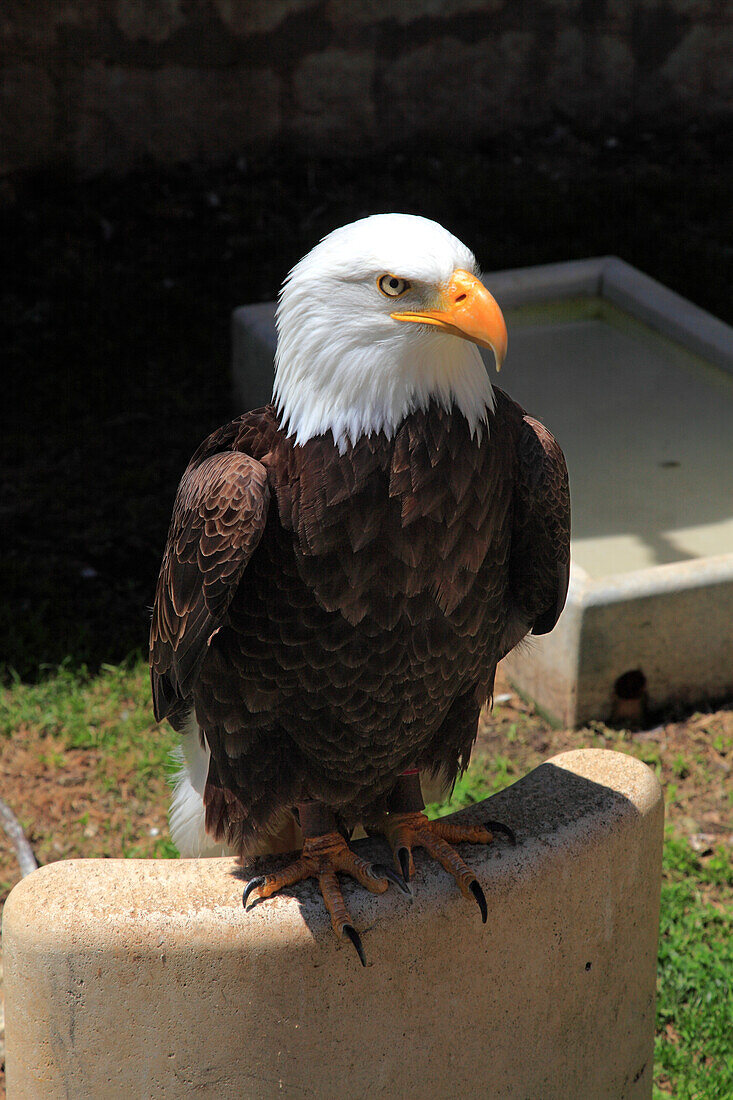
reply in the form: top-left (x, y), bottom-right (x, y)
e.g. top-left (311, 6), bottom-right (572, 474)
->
top-left (273, 319), bottom-right (494, 454)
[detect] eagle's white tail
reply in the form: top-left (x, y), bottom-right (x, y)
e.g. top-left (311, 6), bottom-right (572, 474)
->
top-left (169, 713), bottom-right (302, 858)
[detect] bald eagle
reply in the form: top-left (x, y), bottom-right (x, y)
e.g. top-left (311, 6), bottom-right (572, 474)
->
top-left (150, 214), bottom-right (570, 964)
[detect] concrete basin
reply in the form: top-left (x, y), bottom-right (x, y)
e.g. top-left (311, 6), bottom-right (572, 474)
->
top-left (231, 257), bottom-right (733, 726)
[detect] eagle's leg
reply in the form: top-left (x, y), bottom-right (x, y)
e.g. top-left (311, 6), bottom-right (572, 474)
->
top-left (243, 801), bottom-right (402, 966)
top-left (381, 772), bottom-right (516, 922)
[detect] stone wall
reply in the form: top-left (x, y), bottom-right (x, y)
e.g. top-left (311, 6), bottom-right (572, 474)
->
top-left (1, 0), bottom-right (732, 176)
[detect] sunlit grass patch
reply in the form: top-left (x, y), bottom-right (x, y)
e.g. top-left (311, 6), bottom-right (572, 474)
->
top-left (0, 656), bottom-right (177, 785)
top-left (425, 755), bottom-right (518, 819)
top-left (654, 835), bottom-right (733, 1099)
top-left (0, 657), bottom-right (178, 891)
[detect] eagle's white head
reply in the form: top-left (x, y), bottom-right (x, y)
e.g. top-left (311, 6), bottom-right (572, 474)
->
top-left (273, 213), bottom-right (507, 453)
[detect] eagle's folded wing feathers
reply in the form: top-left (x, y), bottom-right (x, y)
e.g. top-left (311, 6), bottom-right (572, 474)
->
top-left (510, 415), bottom-right (571, 637)
top-left (150, 451), bottom-right (270, 722)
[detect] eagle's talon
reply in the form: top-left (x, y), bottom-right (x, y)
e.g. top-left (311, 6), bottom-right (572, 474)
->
top-left (484, 819), bottom-right (517, 845)
top-left (240, 830), bottom-right (388, 966)
top-left (469, 879), bottom-right (488, 923)
top-left (242, 875), bottom-right (266, 909)
top-left (342, 923), bottom-right (367, 967)
top-left (377, 811), bottom-right (499, 919)
top-left (373, 863), bottom-right (412, 896)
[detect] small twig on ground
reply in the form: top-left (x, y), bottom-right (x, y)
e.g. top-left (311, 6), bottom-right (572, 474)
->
top-left (0, 797), bottom-right (37, 878)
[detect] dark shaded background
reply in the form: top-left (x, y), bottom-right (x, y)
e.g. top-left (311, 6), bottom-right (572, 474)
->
top-left (2, 2), bottom-right (732, 681)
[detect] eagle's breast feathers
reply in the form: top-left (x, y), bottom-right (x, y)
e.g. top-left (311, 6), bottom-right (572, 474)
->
top-left (150, 394), bottom-right (569, 843)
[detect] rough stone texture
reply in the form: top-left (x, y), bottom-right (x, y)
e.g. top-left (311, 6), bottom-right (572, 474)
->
top-left (661, 25), bottom-right (733, 112)
top-left (326, 0), bottom-right (505, 23)
top-left (0, 63), bottom-right (56, 175)
top-left (0, 0), bottom-right (106, 54)
top-left (3, 750), bottom-right (663, 1099)
top-left (213, 0), bottom-right (316, 36)
top-left (608, 0), bottom-right (716, 15)
top-left (548, 31), bottom-right (636, 123)
top-left (382, 34), bottom-right (535, 143)
top-left (114, 0), bottom-right (185, 43)
top-left (0, 0), bottom-right (732, 176)
top-left (290, 48), bottom-right (376, 148)
top-left (76, 64), bottom-right (281, 175)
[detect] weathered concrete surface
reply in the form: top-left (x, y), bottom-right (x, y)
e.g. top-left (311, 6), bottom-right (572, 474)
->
top-left (4, 749), bottom-right (663, 1099)
top-left (504, 555), bottom-right (733, 727)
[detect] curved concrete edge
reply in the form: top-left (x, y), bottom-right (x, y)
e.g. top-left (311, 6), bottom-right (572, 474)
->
top-left (549, 747), bottom-right (661, 818)
top-left (2, 750), bottom-right (661, 951)
top-left (481, 256), bottom-right (605, 308)
top-left (4, 750), bottom-right (663, 1100)
top-left (485, 253), bottom-right (733, 374)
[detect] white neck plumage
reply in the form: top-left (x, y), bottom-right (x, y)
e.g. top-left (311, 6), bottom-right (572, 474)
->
top-left (273, 318), bottom-right (494, 454)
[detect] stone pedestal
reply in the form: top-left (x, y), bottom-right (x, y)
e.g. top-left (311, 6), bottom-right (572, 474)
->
top-left (3, 750), bottom-right (663, 1099)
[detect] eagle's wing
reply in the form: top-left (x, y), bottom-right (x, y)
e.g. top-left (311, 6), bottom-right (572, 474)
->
top-left (509, 415), bottom-right (571, 637)
top-left (150, 451), bottom-right (270, 722)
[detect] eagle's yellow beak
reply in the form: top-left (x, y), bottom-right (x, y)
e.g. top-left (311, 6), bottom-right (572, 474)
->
top-left (391, 269), bottom-right (507, 371)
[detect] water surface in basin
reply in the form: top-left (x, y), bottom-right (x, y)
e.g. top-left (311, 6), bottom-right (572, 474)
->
top-left (490, 298), bottom-right (733, 577)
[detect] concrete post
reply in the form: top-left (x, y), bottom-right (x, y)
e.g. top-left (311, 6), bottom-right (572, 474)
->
top-left (3, 749), bottom-right (663, 1099)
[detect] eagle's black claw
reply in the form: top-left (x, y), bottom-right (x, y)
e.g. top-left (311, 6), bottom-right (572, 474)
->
top-left (242, 875), bottom-right (266, 909)
top-left (373, 863), bottom-right (413, 896)
top-left (484, 819), bottom-right (517, 846)
top-left (397, 846), bottom-right (411, 884)
top-left (469, 879), bottom-right (488, 923)
top-left (342, 923), bottom-right (367, 966)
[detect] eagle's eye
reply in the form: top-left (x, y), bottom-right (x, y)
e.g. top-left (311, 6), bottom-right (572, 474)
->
top-left (378, 274), bottom-right (411, 298)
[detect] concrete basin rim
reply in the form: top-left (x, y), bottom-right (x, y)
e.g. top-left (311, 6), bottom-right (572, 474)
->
top-left (566, 551), bottom-right (733, 607)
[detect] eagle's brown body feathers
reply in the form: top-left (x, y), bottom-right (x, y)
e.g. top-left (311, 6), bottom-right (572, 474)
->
top-left (150, 390), bottom-right (569, 852)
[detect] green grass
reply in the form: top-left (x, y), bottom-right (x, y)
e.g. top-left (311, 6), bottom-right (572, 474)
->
top-left (0, 656), bottom-right (177, 792)
top-left (425, 756), bottom-right (520, 818)
top-left (654, 835), bottom-right (733, 1099)
top-left (0, 658), bottom-right (180, 875)
top-left (429, 767), bottom-right (733, 1099)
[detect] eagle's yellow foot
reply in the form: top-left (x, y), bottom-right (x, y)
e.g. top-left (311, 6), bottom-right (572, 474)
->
top-left (381, 810), bottom-right (516, 923)
top-left (242, 829), bottom-right (403, 966)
